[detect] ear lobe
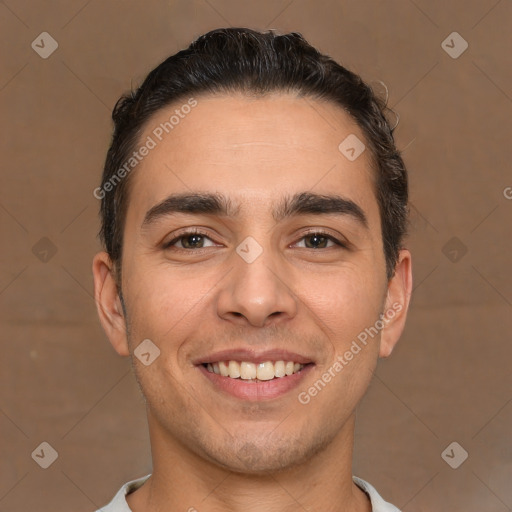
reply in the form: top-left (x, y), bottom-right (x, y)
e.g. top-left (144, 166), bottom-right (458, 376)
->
top-left (92, 251), bottom-right (130, 357)
top-left (379, 249), bottom-right (413, 358)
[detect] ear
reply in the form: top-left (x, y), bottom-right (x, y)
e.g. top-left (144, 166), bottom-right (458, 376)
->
top-left (379, 249), bottom-right (413, 358)
top-left (92, 251), bottom-right (130, 356)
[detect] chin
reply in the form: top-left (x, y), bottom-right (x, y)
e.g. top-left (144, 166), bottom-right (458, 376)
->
top-left (202, 427), bottom-right (333, 475)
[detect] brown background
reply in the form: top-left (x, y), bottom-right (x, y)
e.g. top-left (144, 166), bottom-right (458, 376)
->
top-left (1, 0), bottom-right (511, 510)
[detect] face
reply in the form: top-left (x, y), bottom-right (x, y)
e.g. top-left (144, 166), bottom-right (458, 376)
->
top-left (93, 93), bottom-right (411, 474)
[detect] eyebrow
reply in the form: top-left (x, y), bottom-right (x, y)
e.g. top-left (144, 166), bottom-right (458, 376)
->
top-left (141, 191), bottom-right (368, 229)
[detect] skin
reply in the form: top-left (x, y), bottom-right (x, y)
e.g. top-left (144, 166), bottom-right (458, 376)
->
top-left (93, 92), bottom-right (412, 512)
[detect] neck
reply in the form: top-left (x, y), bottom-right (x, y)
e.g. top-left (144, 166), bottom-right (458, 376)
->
top-left (127, 412), bottom-right (371, 512)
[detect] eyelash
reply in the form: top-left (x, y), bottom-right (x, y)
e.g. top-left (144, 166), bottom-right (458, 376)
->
top-left (163, 228), bottom-right (348, 251)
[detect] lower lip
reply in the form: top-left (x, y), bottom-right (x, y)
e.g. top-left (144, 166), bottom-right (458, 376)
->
top-left (198, 364), bottom-right (315, 401)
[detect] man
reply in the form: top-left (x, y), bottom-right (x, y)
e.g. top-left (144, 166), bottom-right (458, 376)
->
top-left (92, 27), bottom-right (412, 512)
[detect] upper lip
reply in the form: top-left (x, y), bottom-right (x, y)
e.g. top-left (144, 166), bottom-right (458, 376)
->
top-left (193, 348), bottom-right (314, 365)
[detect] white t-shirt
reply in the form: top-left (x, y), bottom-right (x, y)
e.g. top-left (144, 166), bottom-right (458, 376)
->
top-left (95, 474), bottom-right (401, 511)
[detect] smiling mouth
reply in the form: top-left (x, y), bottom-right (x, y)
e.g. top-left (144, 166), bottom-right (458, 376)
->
top-left (202, 360), bottom-right (310, 381)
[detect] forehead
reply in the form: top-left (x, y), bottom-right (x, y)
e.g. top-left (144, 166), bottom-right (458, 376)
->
top-left (125, 93), bottom-right (378, 225)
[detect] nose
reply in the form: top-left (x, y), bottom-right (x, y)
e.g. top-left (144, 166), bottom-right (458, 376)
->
top-left (216, 244), bottom-right (298, 328)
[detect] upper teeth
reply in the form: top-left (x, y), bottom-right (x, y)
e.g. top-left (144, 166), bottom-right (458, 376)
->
top-left (205, 360), bottom-right (305, 381)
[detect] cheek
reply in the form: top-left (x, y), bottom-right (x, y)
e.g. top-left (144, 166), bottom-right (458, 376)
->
top-left (300, 267), bottom-right (385, 342)
top-left (299, 272), bottom-right (383, 413)
top-left (123, 263), bottom-right (213, 343)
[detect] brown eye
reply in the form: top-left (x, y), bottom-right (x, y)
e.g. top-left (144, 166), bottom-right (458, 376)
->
top-left (180, 233), bottom-right (206, 249)
top-left (164, 230), bottom-right (216, 250)
top-left (303, 233), bottom-right (331, 249)
top-left (294, 231), bottom-right (345, 249)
